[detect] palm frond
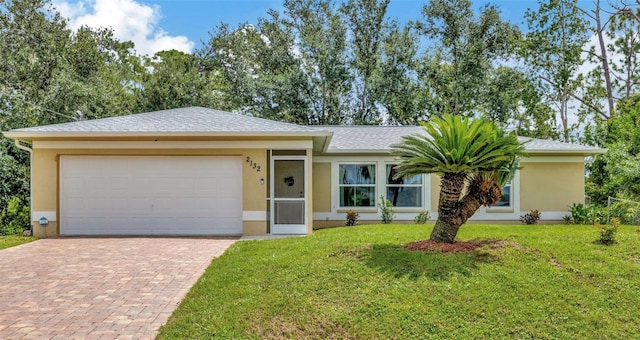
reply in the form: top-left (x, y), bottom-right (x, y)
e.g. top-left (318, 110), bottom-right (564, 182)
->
top-left (391, 114), bottom-right (527, 181)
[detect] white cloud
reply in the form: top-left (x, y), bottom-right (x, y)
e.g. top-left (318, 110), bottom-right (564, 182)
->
top-left (53, 0), bottom-right (194, 56)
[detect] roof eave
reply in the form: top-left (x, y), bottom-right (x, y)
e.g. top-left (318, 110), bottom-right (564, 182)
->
top-left (525, 148), bottom-right (608, 156)
top-left (2, 130), bottom-right (333, 141)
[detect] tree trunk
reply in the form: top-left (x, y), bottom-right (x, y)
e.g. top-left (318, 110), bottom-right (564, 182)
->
top-left (430, 173), bottom-right (468, 243)
top-left (429, 173), bottom-right (500, 243)
top-left (594, 0), bottom-right (615, 118)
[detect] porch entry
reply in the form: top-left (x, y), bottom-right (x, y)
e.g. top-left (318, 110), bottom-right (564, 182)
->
top-left (270, 152), bottom-right (308, 234)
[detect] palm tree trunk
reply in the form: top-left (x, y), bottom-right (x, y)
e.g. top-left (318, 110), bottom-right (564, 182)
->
top-left (429, 173), bottom-right (466, 243)
top-left (429, 173), bottom-right (488, 243)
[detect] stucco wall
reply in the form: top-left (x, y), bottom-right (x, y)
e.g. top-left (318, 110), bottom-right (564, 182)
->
top-left (312, 162), bottom-right (331, 212)
top-left (520, 162), bottom-right (585, 212)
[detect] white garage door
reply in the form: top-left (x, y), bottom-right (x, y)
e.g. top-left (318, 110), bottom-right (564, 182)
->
top-left (60, 156), bottom-right (242, 235)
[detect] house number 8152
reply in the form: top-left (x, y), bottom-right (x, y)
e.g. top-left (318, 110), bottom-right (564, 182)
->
top-left (246, 156), bottom-right (261, 172)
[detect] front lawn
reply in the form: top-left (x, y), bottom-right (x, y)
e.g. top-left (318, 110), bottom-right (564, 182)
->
top-left (158, 224), bottom-right (640, 339)
top-left (0, 235), bottom-right (37, 250)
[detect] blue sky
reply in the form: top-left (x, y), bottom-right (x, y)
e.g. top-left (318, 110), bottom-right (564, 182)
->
top-left (51, 0), bottom-right (591, 56)
top-left (155, 0), bottom-right (534, 47)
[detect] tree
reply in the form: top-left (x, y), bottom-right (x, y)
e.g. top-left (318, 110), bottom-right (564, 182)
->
top-left (202, 17), bottom-right (309, 123)
top-left (391, 114), bottom-right (526, 243)
top-left (416, 0), bottom-right (521, 119)
top-left (140, 49), bottom-right (226, 111)
top-left (341, 0), bottom-right (390, 124)
top-left (586, 94), bottom-right (640, 203)
top-left (282, 0), bottom-right (351, 124)
top-left (522, 0), bottom-right (590, 141)
top-left (372, 23), bottom-right (428, 125)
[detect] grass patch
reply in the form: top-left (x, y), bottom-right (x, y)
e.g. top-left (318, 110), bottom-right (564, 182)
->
top-left (158, 224), bottom-right (640, 339)
top-left (0, 235), bottom-right (37, 250)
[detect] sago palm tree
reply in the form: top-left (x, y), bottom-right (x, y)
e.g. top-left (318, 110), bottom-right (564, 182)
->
top-left (391, 114), bottom-right (527, 243)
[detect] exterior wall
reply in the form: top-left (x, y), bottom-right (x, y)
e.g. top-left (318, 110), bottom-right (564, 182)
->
top-left (312, 155), bottom-right (431, 226)
top-left (312, 162), bottom-right (331, 212)
top-left (29, 139), bottom-right (313, 237)
top-left (430, 174), bottom-right (440, 213)
top-left (312, 154), bottom-right (588, 226)
top-left (520, 162), bottom-right (585, 212)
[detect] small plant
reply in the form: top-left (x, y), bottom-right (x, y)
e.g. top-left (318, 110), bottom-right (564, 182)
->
top-left (345, 210), bottom-right (359, 226)
top-left (520, 210), bottom-right (541, 225)
top-left (0, 196), bottom-right (30, 236)
top-left (562, 215), bottom-right (573, 225)
top-left (379, 195), bottom-right (395, 224)
top-left (596, 217), bottom-right (620, 245)
top-left (414, 211), bottom-right (430, 224)
top-left (570, 203), bottom-right (589, 224)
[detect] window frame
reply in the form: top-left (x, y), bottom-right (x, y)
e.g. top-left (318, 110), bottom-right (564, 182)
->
top-left (384, 163), bottom-right (424, 210)
top-left (487, 180), bottom-right (513, 211)
top-left (338, 163), bottom-right (377, 208)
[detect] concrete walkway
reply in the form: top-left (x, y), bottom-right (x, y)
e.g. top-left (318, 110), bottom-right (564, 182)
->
top-left (0, 237), bottom-right (237, 339)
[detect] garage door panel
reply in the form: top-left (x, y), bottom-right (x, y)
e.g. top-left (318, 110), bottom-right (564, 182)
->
top-left (60, 156), bottom-right (242, 235)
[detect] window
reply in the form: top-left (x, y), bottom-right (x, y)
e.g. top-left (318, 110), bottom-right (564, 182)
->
top-left (386, 164), bottom-right (422, 208)
top-left (491, 181), bottom-right (512, 208)
top-left (339, 164), bottom-right (375, 207)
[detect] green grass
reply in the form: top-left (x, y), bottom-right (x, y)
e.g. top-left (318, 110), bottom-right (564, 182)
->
top-left (158, 224), bottom-right (640, 339)
top-left (0, 235), bottom-right (37, 250)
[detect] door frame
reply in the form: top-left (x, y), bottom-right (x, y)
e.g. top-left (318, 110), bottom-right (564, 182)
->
top-left (269, 153), bottom-right (308, 234)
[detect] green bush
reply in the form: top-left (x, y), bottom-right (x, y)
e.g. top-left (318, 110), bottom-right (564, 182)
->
top-left (570, 203), bottom-right (590, 224)
top-left (379, 195), bottom-right (395, 224)
top-left (608, 198), bottom-right (640, 225)
top-left (414, 211), bottom-right (430, 224)
top-left (0, 153), bottom-right (30, 235)
top-left (1, 196), bottom-right (30, 235)
top-left (596, 217), bottom-right (620, 245)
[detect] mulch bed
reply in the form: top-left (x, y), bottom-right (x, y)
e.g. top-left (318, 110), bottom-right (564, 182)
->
top-left (404, 239), bottom-right (506, 253)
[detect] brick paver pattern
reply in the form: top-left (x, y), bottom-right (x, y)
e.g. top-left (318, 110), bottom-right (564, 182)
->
top-left (0, 237), bottom-right (237, 339)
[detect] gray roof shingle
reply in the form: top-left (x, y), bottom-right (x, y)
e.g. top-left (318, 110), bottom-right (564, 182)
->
top-left (315, 125), bottom-right (606, 155)
top-left (7, 107), bottom-right (327, 135)
top-left (4, 107), bottom-right (606, 155)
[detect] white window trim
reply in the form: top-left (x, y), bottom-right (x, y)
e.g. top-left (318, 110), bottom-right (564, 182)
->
top-left (322, 157), bottom-right (431, 219)
top-left (337, 162), bottom-right (377, 209)
top-left (384, 162), bottom-right (426, 211)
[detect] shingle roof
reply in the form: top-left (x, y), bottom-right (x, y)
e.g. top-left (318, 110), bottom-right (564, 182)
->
top-left (6, 107), bottom-right (328, 136)
top-left (316, 125), bottom-right (606, 155)
top-left (3, 107), bottom-right (606, 155)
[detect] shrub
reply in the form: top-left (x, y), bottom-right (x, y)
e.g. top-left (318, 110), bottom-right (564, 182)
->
top-left (608, 197), bottom-right (640, 225)
top-left (414, 211), bottom-right (430, 224)
top-left (520, 210), bottom-right (541, 224)
top-left (596, 217), bottom-right (620, 245)
top-left (0, 196), bottom-right (30, 235)
top-left (379, 195), bottom-right (395, 224)
top-left (345, 210), bottom-right (359, 226)
top-left (562, 215), bottom-right (573, 224)
top-left (570, 203), bottom-right (590, 224)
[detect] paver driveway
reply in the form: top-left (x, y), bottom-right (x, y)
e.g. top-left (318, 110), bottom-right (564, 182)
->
top-left (0, 237), bottom-right (237, 339)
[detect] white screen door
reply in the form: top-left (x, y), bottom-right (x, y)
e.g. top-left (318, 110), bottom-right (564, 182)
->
top-left (271, 156), bottom-right (307, 234)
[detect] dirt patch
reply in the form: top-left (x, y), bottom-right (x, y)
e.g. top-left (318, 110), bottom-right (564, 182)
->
top-left (404, 239), bottom-right (508, 253)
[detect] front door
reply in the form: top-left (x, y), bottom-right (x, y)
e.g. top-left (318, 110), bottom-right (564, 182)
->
top-left (271, 157), bottom-right (307, 234)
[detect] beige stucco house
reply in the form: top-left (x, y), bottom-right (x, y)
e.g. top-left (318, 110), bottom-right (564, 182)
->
top-left (3, 107), bottom-right (605, 238)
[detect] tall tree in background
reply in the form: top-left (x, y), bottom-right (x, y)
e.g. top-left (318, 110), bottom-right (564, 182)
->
top-left (372, 23), bottom-right (428, 125)
top-left (341, 0), bottom-right (390, 124)
top-left (201, 14), bottom-right (310, 123)
top-left (522, 0), bottom-right (590, 141)
top-left (141, 49), bottom-right (227, 111)
top-left (416, 0), bottom-right (522, 121)
top-left (282, 0), bottom-right (351, 124)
